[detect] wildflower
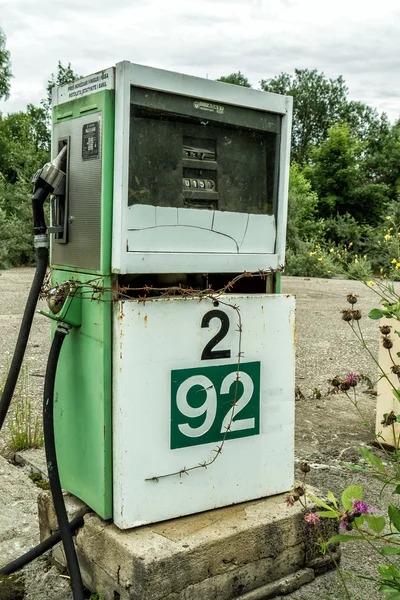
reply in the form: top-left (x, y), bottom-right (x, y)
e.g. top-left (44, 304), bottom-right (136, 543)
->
top-left (317, 258), bottom-right (323, 262)
top-left (346, 373), bottom-right (359, 387)
top-left (352, 500), bottom-right (369, 515)
top-left (315, 245), bottom-right (320, 249)
top-left (381, 411), bottom-right (397, 427)
top-left (380, 325), bottom-right (391, 335)
top-left (382, 337), bottom-right (393, 350)
top-left (352, 310), bottom-right (362, 321)
top-left (396, 263), bottom-right (400, 269)
top-left (349, 242), bottom-right (353, 247)
top-left (390, 227), bottom-right (394, 231)
top-left (368, 281), bottom-right (374, 286)
top-left (392, 259), bottom-right (397, 264)
top-left (384, 235), bottom-right (392, 241)
top-left (354, 258), bottom-right (358, 264)
top-left (330, 248), bottom-right (334, 253)
top-left (340, 381), bottom-right (351, 392)
top-left (347, 293), bottom-right (358, 305)
top-left (386, 216), bottom-right (392, 220)
top-left (304, 512), bottom-right (320, 526)
top-left (309, 252), bottom-right (315, 257)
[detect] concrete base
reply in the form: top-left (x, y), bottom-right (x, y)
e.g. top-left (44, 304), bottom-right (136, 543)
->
top-left (38, 489), bottom-right (339, 600)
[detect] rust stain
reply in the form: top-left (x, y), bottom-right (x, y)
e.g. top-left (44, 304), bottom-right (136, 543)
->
top-left (120, 302), bottom-right (125, 320)
top-left (120, 351), bottom-right (123, 360)
top-left (144, 315), bottom-right (148, 326)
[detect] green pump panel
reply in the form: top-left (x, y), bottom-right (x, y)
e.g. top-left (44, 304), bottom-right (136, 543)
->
top-left (50, 62), bottom-right (294, 527)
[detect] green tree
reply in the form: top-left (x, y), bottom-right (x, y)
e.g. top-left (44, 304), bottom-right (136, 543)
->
top-left (217, 71), bottom-right (251, 87)
top-left (306, 122), bottom-right (388, 225)
top-left (0, 28), bottom-right (12, 100)
top-left (286, 162), bottom-right (323, 251)
top-left (261, 69), bottom-right (348, 163)
top-left (41, 61), bottom-right (80, 128)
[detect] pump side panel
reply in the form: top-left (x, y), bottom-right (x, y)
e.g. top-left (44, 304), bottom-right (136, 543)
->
top-left (52, 270), bottom-right (112, 519)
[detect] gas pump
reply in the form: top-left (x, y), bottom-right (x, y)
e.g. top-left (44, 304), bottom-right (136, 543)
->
top-left (0, 62), bottom-right (294, 597)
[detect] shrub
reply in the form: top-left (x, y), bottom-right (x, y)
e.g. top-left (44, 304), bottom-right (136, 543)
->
top-left (285, 240), bottom-right (339, 278)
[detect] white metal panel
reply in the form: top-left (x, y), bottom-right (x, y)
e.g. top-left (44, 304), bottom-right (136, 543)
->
top-left (177, 207), bottom-right (214, 229)
top-left (122, 61), bottom-right (289, 115)
top-left (52, 67), bottom-right (115, 106)
top-left (127, 227), bottom-right (237, 253)
top-left (126, 204), bottom-right (156, 228)
top-left (212, 211), bottom-right (248, 246)
top-left (112, 62), bottom-right (131, 274)
top-left (112, 293), bottom-right (295, 529)
top-left (123, 252), bottom-right (280, 274)
top-left (239, 214), bottom-right (276, 254)
top-left (275, 96), bottom-right (293, 267)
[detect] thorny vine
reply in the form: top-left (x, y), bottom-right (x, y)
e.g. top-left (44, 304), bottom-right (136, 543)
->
top-left (40, 267), bottom-right (283, 481)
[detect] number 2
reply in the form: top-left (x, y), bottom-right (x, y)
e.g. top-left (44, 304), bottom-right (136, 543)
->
top-left (201, 310), bottom-right (231, 360)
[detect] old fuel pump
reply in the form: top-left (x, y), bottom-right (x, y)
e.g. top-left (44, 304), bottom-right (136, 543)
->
top-left (0, 63), bottom-right (294, 598)
top-left (47, 62), bottom-right (295, 530)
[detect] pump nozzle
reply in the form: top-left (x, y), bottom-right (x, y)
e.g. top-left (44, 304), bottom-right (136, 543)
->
top-left (32, 145), bottom-right (67, 243)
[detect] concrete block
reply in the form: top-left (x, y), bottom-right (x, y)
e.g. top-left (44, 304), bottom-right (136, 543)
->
top-left (38, 488), bottom-right (339, 600)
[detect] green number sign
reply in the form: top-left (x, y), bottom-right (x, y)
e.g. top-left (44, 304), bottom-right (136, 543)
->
top-left (171, 361), bottom-right (260, 449)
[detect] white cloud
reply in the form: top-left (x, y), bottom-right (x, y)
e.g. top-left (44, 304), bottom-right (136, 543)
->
top-left (0, 0), bottom-right (399, 121)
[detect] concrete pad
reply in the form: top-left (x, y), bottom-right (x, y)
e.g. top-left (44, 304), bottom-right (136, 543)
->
top-left (39, 489), bottom-right (339, 600)
top-left (0, 454), bottom-right (39, 566)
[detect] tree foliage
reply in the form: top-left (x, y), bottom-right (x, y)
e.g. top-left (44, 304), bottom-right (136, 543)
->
top-left (261, 69), bottom-right (349, 163)
top-left (0, 28), bottom-right (12, 101)
top-left (0, 56), bottom-right (79, 267)
top-left (217, 71), bottom-right (251, 87)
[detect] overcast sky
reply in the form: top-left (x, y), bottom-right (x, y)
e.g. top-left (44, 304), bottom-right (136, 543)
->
top-left (0, 0), bottom-right (399, 121)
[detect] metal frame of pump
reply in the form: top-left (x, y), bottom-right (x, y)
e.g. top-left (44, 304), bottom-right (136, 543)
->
top-left (0, 147), bottom-right (86, 600)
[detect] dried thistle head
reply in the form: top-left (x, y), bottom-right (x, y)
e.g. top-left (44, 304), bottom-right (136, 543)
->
top-left (342, 309), bottom-right (353, 322)
top-left (380, 325), bottom-right (391, 335)
top-left (381, 411), bottom-right (397, 427)
top-left (299, 461), bottom-right (311, 474)
top-left (352, 310), bottom-right (362, 321)
top-left (347, 293), bottom-right (358, 305)
top-left (285, 493), bottom-right (296, 507)
top-left (391, 365), bottom-right (400, 377)
top-left (340, 381), bottom-right (351, 392)
top-left (382, 336), bottom-right (393, 350)
top-left (293, 482), bottom-right (305, 497)
top-left (331, 377), bottom-right (341, 388)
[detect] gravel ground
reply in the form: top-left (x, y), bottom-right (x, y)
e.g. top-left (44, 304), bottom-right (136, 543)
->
top-left (0, 268), bottom-right (393, 599)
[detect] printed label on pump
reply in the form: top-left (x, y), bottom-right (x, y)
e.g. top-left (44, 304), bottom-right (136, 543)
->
top-left (171, 361), bottom-right (260, 450)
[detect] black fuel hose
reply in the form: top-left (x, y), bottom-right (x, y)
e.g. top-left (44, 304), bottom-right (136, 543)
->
top-left (43, 326), bottom-right (85, 600)
top-left (0, 515), bottom-right (84, 576)
top-left (0, 246), bottom-right (48, 432)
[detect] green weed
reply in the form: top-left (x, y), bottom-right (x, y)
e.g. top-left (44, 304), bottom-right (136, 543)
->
top-left (2, 363), bottom-right (43, 451)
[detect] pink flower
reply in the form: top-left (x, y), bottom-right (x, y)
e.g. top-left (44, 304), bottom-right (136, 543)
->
top-left (304, 512), bottom-right (320, 526)
top-left (345, 373), bottom-right (359, 387)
